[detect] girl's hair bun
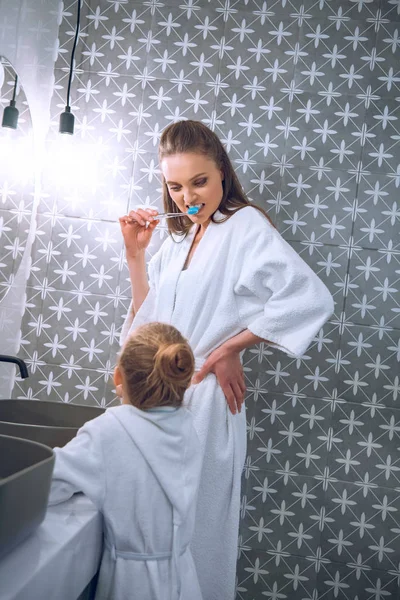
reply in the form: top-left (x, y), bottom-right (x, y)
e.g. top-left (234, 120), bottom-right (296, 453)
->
top-left (154, 343), bottom-right (194, 385)
top-left (119, 322), bottom-right (195, 409)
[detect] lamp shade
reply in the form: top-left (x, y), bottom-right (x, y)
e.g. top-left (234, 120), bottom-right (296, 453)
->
top-left (2, 100), bottom-right (19, 130)
top-left (59, 106), bottom-right (75, 135)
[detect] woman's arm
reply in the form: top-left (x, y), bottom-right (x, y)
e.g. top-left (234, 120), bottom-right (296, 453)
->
top-left (221, 329), bottom-right (264, 353)
top-left (119, 252), bottom-right (150, 345)
top-left (119, 209), bottom-right (159, 340)
top-left (192, 330), bottom-right (264, 415)
top-left (127, 250), bottom-right (150, 315)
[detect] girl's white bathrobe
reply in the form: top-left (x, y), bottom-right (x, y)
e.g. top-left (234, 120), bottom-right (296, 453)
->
top-left (48, 405), bottom-right (203, 600)
top-left (121, 206), bottom-right (334, 600)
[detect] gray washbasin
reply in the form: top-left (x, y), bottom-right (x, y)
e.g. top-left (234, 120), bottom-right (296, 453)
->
top-left (0, 400), bottom-right (105, 448)
top-left (0, 434), bottom-right (54, 559)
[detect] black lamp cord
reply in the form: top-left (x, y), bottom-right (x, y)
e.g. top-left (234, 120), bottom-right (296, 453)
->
top-left (65, 0), bottom-right (81, 111)
top-left (11, 74), bottom-right (18, 104)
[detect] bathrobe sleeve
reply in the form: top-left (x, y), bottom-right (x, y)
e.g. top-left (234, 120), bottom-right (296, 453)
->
top-left (120, 246), bottom-right (163, 346)
top-left (48, 417), bottom-right (106, 508)
top-left (233, 208), bottom-right (334, 357)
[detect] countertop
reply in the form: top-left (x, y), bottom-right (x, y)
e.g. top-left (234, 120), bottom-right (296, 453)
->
top-left (0, 495), bottom-right (102, 600)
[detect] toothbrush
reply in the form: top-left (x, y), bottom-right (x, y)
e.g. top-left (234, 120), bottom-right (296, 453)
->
top-left (153, 205), bottom-right (202, 219)
top-left (126, 204), bottom-right (202, 223)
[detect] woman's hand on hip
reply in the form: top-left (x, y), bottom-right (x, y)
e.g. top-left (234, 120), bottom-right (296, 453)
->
top-left (192, 347), bottom-right (246, 415)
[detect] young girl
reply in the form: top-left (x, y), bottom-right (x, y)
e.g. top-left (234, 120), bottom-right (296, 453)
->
top-left (119, 120), bottom-right (334, 600)
top-left (48, 322), bottom-right (203, 600)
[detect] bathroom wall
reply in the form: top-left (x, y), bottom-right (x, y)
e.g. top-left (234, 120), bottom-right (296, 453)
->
top-left (0, 0), bottom-right (60, 396)
top-left (13, 0), bottom-right (400, 597)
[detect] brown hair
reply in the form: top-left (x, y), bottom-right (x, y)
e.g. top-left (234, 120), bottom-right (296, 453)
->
top-left (158, 120), bottom-right (274, 237)
top-left (118, 322), bottom-right (195, 409)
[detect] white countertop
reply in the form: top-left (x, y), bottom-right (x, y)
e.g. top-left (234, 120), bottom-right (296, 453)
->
top-left (0, 495), bottom-right (102, 600)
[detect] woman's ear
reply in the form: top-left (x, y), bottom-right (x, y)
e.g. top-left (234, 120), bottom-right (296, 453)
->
top-left (114, 366), bottom-right (122, 389)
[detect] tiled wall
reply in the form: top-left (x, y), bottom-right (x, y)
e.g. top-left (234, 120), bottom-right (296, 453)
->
top-left (12, 1), bottom-right (400, 597)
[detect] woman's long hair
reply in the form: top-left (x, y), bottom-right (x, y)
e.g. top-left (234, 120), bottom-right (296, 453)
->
top-left (158, 120), bottom-right (274, 237)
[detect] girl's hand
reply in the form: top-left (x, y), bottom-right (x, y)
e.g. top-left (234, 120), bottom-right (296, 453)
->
top-left (119, 209), bottom-right (159, 259)
top-left (192, 346), bottom-right (246, 415)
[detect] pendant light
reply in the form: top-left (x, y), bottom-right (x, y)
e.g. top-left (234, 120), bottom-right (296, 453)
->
top-left (2, 73), bottom-right (19, 130)
top-left (59, 0), bottom-right (81, 135)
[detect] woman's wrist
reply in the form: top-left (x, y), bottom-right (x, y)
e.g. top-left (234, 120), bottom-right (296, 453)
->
top-left (126, 249), bottom-right (145, 263)
top-left (221, 330), bottom-right (264, 355)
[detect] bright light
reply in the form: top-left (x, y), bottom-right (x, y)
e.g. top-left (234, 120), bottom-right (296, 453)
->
top-left (45, 136), bottom-right (104, 194)
top-left (0, 127), bottom-right (35, 186)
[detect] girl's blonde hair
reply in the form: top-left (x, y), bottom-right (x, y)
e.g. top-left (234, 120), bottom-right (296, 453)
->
top-left (158, 119), bottom-right (274, 237)
top-left (118, 322), bottom-right (195, 409)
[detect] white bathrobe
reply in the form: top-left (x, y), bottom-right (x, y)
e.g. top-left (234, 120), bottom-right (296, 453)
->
top-left (48, 405), bottom-right (203, 600)
top-left (121, 206), bottom-right (334, 600)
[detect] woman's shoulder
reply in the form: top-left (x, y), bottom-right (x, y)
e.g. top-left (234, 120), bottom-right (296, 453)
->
top-left (226, 205), bottom-right (275, 232)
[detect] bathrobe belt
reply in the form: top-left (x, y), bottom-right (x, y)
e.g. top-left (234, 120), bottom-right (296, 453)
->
top-left (105, 537), bottom-right (188, 562)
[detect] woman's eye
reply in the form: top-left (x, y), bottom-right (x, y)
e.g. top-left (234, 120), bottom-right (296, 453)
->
top-left (169, 186), bottom-right (180, 192)
top-left (195, 178), bottom-right (207, 186)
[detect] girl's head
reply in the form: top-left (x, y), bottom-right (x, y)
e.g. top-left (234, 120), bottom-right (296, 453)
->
top-left (114, 322), bottom-right (195, 410)
top-left (159, 120), bottom-right (269, 235)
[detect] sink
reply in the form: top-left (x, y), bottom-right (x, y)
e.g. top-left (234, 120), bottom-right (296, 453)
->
top-left (0, 434), bottom-right (54, 559)
top-left (0, 400), bottom-right (105, 448)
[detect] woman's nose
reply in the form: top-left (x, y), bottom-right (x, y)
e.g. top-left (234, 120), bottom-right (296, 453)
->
top-left (183, 190), bottom-right (196, 205)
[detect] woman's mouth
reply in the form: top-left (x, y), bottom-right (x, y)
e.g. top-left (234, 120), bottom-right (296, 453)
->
top-left (186, 203), bottom-right (205, 215)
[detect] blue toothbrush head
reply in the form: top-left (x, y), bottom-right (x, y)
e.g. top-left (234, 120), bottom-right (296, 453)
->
top-left (187, 204), bottom-right (202, 215)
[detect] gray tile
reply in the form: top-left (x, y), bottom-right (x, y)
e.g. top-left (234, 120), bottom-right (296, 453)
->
top-left (12, 362), bottom-right (107, 407)
top-left (220, 14), bottom-right (299, 87)
top-left (245, 320), bottom-right (341, 400)
top-left (320, 480), bottom-right (400, 572)
top-left (381, 1), bottom-right (400, 21)
top-left (345, 248), bottom-right (400, 329)
top-left (57, 1), bottom-right (153, 75)
top-left (287, 92), bottom-right (366, 170)
top-left (326, 1), bottom-right (381, 20)
top-left (245, 393), bottom-right (333, 476)
top-left (316, 560), bottom-right (400, 600)
top-left (219, 161), bottom-right (282, 216)
top-left (374, 21), bottom-right (400, 81)
top-left (294, 18), bottom-right (378, 95)
top-left (0, 209), bottom-right (20, 293)
top-left (17, 286), bottom-right (45, 352)
top-left (236, 550), bottom-right (318, 599)
top-left (147, 6), bottom-right (225, 81)
top-left (140, 79), bottom-right (217, 128)
top-left (129, 150), bottom-right (163, 208)
top-left (278, 168), bottom-right (356, 244)
top-left (362, 98), bottom-right (400, 174)
top-left (18, 288), bottom-right (117, 370)
top-left (328, 400), bottom-right (400, 488)
top-left (352, 173), bottom-right (400, 250)
top-left (214, 89), bottom-right (292, 165)
top-left (288, 241), bottom-right (348, 320)
top-left (336, 323), bottom-right (400, 407)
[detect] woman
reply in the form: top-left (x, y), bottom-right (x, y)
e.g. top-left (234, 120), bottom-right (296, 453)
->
top-left (119, 120), bottom-right (334, 600)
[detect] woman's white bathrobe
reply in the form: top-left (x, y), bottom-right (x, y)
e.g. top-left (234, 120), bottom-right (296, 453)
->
top-left (121, 206), bottom-right (334, 600)
top-left (48, 405), bottom-right (203, 600)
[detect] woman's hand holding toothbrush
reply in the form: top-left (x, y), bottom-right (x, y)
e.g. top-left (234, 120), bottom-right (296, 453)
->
top-left (119, 209), bottom-right (159, 259)
top-left (119, 205), bottom-right (201, 259)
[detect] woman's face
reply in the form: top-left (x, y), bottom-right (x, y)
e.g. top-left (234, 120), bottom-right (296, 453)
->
top-left (161, 152), bottom-right (224, 227)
